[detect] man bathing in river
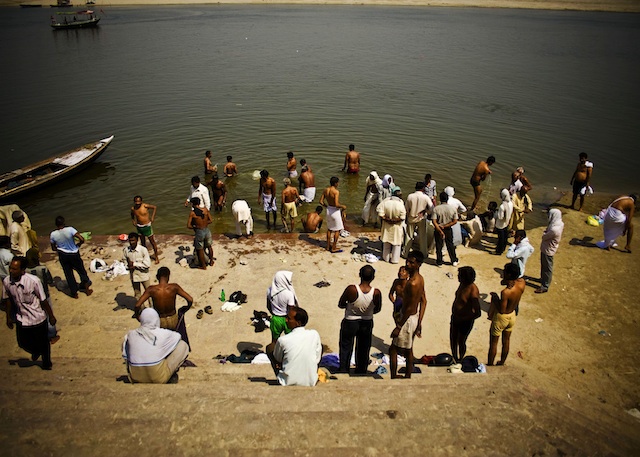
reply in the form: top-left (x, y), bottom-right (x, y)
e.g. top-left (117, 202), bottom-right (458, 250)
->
top-left (258, 170), bottom-right (278, 230)
top-left (131, 195), bottom-right (160, 264)
top-left (342, 144), bottom-right (360, 174)
top-left (470, 156), bottom-right (495, 211)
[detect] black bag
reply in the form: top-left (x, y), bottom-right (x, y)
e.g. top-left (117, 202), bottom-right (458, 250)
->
top-left (461, 356), bottom-right (479, 373)
top-left (229, 290), bottom-right (247, 304)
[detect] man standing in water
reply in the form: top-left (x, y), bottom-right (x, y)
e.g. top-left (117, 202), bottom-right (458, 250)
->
top-left (319, 177), bottom-right (346, 253)
top-left (258, 170), bottom-right (278, 230)
top-left (187, 197), bottom-right (214, 270)
top-left (389, 251), bottom-right (427, 379)
top-left (281, 178), bottom-right (300, 233)
top-left (470, 156), bottom-right (495, 211)
top-left (569, 152), bottom-right (594, 211)
top-left (342, 144), bottom-right (360, 174)
top-left (131, 195), bottom-right (160, 264)
top-left (203, 150), bottom-right (217, 187)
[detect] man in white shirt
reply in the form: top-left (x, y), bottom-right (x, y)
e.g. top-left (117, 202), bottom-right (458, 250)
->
top-left (3, 257), bottom-right (57, 370)
top-left (123, 232), bottom-right (151, 301)
top-left (377, 190), bottom-right (407, 264)
top-left (506, 230), bottom-right (534, 278)
top-left (184, 176), bottom-right (211, 211)
top-left (402, 182), bottom-right (433, 259)
top-left (9, 210), bottom-right (30, 257)
top-left (272, 307), bottom-right (322, 387)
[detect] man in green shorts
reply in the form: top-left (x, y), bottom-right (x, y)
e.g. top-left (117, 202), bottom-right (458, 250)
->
top-left (131, 195), bottom-right (160, 264)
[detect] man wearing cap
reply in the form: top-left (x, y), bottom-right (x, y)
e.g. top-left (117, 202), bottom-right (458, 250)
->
top-left (9, 210), bottom-right (30, 257)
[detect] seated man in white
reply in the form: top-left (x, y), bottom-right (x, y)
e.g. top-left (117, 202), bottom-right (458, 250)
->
top-left (272, 307), bottom-right (322, 387)
top-left (122, 308), bottom-right (190, 383)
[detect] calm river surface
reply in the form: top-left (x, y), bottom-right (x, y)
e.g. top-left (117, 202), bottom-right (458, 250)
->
top-left (1, 6), bottom-right (639, 235)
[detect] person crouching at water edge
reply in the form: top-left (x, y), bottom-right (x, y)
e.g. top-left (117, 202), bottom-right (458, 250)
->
top-left (122, 308), bottom-right (190, 384)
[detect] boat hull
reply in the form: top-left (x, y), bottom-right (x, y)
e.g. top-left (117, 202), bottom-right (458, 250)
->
top-left (51, 17), bottom-right (99, 29)
top-left (0, 135), bottom-right (114, 201)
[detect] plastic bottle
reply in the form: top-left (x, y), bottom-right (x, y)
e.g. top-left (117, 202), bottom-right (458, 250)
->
top-left (220, 289), bottom-right (225, 302)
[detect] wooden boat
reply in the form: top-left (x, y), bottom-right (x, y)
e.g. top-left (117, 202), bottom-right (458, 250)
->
top-left (0, 135), bottom-right (114, 200)
top-left (51, 10), bottom-right (99, 29)
top-left (20, 3), bottom-right (43, 7)
top-left (50, 0), bottom-right (73, 7)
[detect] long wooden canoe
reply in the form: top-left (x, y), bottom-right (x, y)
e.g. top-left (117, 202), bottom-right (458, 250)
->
top-left (0, 135), bottom-right (114, 200)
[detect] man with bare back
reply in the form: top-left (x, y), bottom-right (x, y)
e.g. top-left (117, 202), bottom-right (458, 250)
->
top-left (342, 144), bottom-right (360, 174)
top-left (210, 175), bottom-right (227, 212)
top-left (287, 152), bottom-right (298, 178)
top-left (131, 195), bottom-right (160, 264)
top-left (223, 155), bottom-right (238, 177)
top-left (258, 169), bottom-right (277, 230)
top-left (389, 251), bottom-right (426, 379)
top-left (203, 150), bottom-right (217, 187)
top-left (319, 177), bottom-right (346, 253)
top-left (298, 165), bottom-right (316, 203)
top-left (487, 263), bottom-right (525, 366)
top-left (281, 178), bottom-right (300, 233)
top-left (470, 156), bottom-right (495, 211)
top-left (134, 267), bottom-right (193, 345)
top-left (187, 197), bottom-right (214, 270)
top-left (450, 266), bottom-right (481, 362)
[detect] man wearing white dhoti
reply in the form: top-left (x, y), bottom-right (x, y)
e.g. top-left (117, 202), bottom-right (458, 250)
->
top-left (598, 195), bottom-right (636, 253)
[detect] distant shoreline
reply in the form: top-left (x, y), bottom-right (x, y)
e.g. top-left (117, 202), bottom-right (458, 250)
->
top-left (8, 0), bottom-right (640, 13)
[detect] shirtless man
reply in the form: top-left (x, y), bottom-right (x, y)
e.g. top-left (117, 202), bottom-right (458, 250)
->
top-left (301, 206), bottom-right (323, 233)
top-left (286, 152), bottom-right (297, 178)
top-left (210, 175), bottom-right (227, 212)
top-left (131, 195), bottom-right (160, 264)
top-left (389, 251), bottom-right (426, 379)
top-left (298, 165), bottom-right (316, 203)
top-left (342, 144), bottom-right (360, 174)
top-left (299, 158), bottom-right (311, 172)
top-left (319, 177), bottom-right (346, 253)
top-left (223, 155), bottom-right (238, 177)
top-left (470, 156), bottom-right (496, 211)
top-left (450, 266), bottom-right (481, 362)
top-left (258, 170), bottom-right (277, 230)
top-left (187, 197), bottom-right (214, 270)
top-left (488, 263), bottom-right (525, 366)
top-left (281, 178), bottom-right (300, 233)
top-left (388, 266), bottom-right (409, 324)
top-left (134, 267), bottom-right (193, 336)
top-left (570, 152), bottom-right (594, 211)
top-left (203, 150), bottom-right (218, 187)
top-left (601, 194), bottom-right (636, 253)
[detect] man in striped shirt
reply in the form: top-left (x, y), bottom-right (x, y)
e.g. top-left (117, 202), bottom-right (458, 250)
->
top-left (3, 257), bottom-right (57, 370)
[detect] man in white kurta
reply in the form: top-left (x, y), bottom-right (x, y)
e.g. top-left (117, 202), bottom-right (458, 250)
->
top-left (272, 307), bottom-right (322, 387)
top-left (377, 190), bottom-right (407, 264)
top-left (402, 182), bottom-right (433, 259)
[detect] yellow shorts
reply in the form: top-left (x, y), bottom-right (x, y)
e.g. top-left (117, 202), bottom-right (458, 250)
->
top-left (490, 311), bottom-right (516, 336)
top-left (283, 201), bottom-right (298, 218)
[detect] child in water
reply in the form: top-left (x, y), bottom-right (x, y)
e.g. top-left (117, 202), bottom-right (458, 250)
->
top-left (388, 266), bottom-right (409, 324)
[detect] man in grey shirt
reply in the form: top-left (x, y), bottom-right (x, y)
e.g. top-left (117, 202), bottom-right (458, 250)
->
top-left (432, 192), bottom-right (459, 267)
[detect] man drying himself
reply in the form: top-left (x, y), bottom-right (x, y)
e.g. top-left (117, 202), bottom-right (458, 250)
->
top-left (450, 266), bottom-right (481, 363)
top-left (3, 257), bottom-right (57, 370)
top-left (569, 152), bottom-right (594, 211)
top-left (50, 216), bottom-right (93, 298)
top-left (258, 169), bottom-right (278, 230)
top-left (272, 307), bottom-right (322, 387)
top-left (281, 178), bottom-right (300, 233)
top-left (302, 206), bottom-right (324, 233)
top-left (187, 197), bottom-right (214, 270)
top-left (134, 267), bottom-right (193, 346)
top-left (488, 263), bottom-right (525, 366)
top-left (223, 155), bottom-right (238, 177)
top-left (319, 176), bottom-right (346, 253)
top-left (337, 265), bottom-right (382, 374)
top-left (342, 144), bottom-right (360, 174)
top-left (131, 195), bottom-right (160, 264)
top-left (470, 155), bottom-right (495, 211)
top-left (210, 175), bottom-right (227, 212)
top-left (123, 232), bottom-right (151, 301)
top-left (390, 251), bottom-right (427, 379)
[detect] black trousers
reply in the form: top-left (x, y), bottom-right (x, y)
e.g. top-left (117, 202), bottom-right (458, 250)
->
top-left (58, 251), bottom-right (91, 296)
top-left (435, 227), bottom-right (458, 264)
top-left (339, 319), bottom-right (374, 374)
top-left (17, 321), bottom-right (51, 368)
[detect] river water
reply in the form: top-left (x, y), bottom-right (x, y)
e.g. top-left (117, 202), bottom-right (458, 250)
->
top-left (1, 5), bottom-right (639, 235)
